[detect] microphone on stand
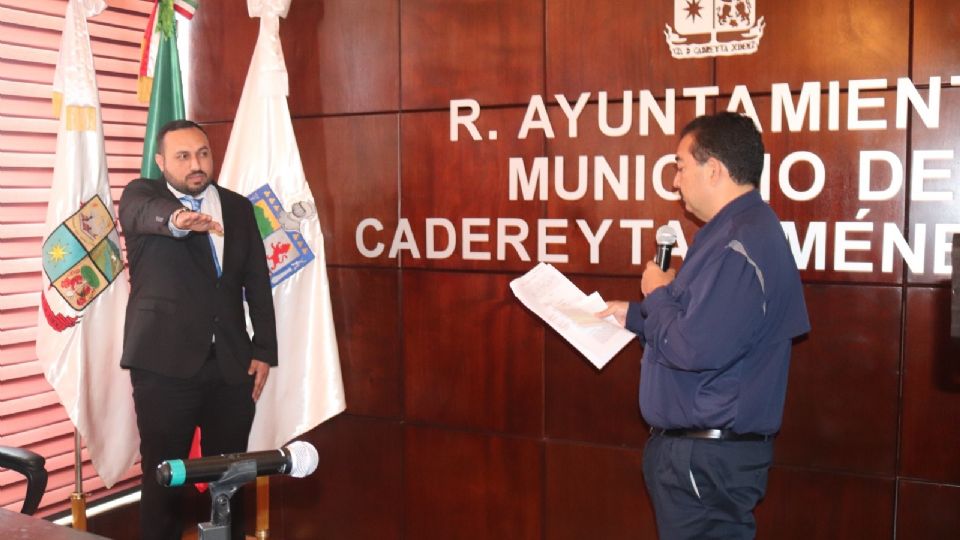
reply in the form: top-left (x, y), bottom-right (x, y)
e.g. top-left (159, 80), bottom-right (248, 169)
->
top-left (156, 440), bottom-right (318, 487)
top-left (654, 225), bottom-right (678, 271)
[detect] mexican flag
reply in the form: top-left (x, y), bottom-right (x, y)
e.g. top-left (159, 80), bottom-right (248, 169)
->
top-left (138, 0), bottom-right (196, 179)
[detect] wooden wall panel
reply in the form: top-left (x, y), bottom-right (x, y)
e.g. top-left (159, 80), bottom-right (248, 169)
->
top-left (403, 271), bottom-right (543, 435)
top-left (897, 481), bottom-right (960, 539)
top-left (717, 0), bottom-right (909, 91)
top-left (283, 0), bottom-right (400, 116)
top-left (328, 267), bottom-right (402, 418)
top-left (400, 109), bottom-right (545, 271)
top-left (297, 114), bottom-right (400, 267)
top-left (273, 415), bottom-right (403, 540)
top-left (400, 0), bottom-right (544, 109)
top-left (544, 275), bottom-right (647, 447)
top-left (913, 0), bottom-right (960, 81)
top-left (776, 284), bottom-right (900, 474)
top-left (755, 468), bottom-right (895, 539)
top-left (544, 328), bottom-right (646, 445)
top-left (908, 87), bottom-right (960, 285)
top-left (188, 8), bottom-right (259, 122)
top-left (191, 1), bottom-right (399, 120)
top-left (545, 0), bottom-right (712, 98)
top-left (405, 426), bottom-right (542, 540)
top-left (545, 441), bottom-right (656, 540)
top-left (901, 287), bottom-right (960, 483)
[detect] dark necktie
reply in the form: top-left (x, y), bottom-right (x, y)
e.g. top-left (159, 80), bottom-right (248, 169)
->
top-left (180, 196), bottom-right (222, 277)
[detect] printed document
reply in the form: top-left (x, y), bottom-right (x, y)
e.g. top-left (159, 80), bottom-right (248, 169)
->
top-left (510, 263), bottom-right (636, 369)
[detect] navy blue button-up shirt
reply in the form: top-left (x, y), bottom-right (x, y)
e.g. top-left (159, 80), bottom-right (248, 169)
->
top-left (625, 190), bottom-right (810, 434)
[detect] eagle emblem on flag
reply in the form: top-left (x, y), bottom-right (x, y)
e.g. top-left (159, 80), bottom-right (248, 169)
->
top-left (248, 184), bottom-right (316, 288)
top-left (41, 195), bottom-right (124, 320)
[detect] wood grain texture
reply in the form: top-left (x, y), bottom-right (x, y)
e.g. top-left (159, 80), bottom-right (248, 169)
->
top-left (403, 271), bottom-right (544, 435)
top-left (404, 426), bottom-right (542, 539)
top-left (776, 284), bottom-right (900, 475)
top-left (901, 287), bottom-right (960, 483)
top-left (401, 0), bottom-right (543, 109)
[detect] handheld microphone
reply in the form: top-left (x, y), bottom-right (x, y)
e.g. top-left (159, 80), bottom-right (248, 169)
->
top-left (654, 225), bottom-right (678, 271)
top-left (156, 440), bottom-right (318, 487)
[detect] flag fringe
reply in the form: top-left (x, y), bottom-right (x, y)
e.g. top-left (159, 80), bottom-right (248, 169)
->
top-left (41, 290), bottom-right (79, 331)
top-left (137, 76), bottom-right (154, 104)
top-left (52, 91), bottom-right (62, 119)
top-left (65, 106), bottom-right (98, 132)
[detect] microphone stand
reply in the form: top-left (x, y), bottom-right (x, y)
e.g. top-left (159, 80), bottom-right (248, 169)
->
top-left (198, 460), bottom-right (258, 540)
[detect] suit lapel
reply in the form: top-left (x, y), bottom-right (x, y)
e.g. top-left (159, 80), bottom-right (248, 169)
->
top-left (216, 185), bottom-right (235, 277)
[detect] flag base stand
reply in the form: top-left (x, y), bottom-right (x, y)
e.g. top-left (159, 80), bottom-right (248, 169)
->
top-left (71, 430), bottom-right (88, 530)
top-left (254, 476), bottom-right (270, 539)
top-left (197, 461), bottom-right (257, 540)
top-left (70, 492), bottom-right (88, 531)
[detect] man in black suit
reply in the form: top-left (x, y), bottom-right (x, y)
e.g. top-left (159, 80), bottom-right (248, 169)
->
top-left (119, 119), bottom-right (277, 540)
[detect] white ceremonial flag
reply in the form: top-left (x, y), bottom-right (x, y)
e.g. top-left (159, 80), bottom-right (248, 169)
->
top-left (219, 0), bottom-right (346, 451)
top-left (36, 0), bottom-right (138, 487)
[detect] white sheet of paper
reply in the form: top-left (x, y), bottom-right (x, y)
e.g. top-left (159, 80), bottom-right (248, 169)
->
top-left (510, 263), bottom-right (636, 369)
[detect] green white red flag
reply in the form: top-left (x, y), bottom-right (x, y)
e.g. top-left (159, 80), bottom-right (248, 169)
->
top-left (137, 0), bottom-right (196, 179)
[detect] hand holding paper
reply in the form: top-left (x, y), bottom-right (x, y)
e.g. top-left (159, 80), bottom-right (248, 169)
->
top-left (510, 263), bottom-right (636, 369)
top-left (595, 300), bottom-right (629, 327)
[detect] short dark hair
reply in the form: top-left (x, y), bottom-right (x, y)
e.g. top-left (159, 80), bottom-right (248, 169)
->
top-left (156, 119), bottom-right (207, 154)
top-left (679, 112), bottom-right (764, 188)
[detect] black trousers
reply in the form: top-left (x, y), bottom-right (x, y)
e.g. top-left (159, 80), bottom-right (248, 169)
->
top-left (643, 434), bottom-right (773, 540)
top-left (130, 350), bottom-right (255, 540)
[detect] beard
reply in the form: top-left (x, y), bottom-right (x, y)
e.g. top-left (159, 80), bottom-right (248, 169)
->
top-left (165, 171), bottom-right (212, 196)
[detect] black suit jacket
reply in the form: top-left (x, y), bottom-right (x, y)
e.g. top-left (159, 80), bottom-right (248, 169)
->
top-left (118, 178), bottom-right (277, 383)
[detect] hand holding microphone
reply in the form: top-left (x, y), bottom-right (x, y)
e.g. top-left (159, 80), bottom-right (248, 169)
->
top-left (643, 225), bottom-right (678, 296)
top-left (654, 225), bottom-right (678, 271)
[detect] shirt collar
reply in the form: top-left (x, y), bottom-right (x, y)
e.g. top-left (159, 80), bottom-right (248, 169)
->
top-left (695, 189), bottom-right (761, 239)
top-left (708, 189), bottom-right (761, 224)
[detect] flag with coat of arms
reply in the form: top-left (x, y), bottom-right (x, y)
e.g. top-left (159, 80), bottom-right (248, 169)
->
top-left (35, 0), bottom-right (137, 488)
top-left (218, 0), bottom-right (346, 451)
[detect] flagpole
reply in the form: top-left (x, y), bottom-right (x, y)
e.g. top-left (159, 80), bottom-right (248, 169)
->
top-left (71, 430), bottom-right (88, 531)
top-left (255, 476), bottom-right (270, 539)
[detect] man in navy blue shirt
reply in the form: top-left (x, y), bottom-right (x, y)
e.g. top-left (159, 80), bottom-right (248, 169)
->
top-left (600, 112), bottom-right (810, 539)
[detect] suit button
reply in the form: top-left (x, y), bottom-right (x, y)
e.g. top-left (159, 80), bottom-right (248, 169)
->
top-left (214, 316), bottom-right (220, 324)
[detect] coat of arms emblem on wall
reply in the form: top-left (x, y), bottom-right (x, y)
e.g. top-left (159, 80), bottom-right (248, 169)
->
top-left (665, 0), bottom-right (765, 58)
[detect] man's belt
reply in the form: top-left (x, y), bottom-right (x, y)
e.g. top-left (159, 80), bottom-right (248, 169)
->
top-left (649, 427), bottom-right (775, 442)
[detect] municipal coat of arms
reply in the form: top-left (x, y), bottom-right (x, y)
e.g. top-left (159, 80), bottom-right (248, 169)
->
top-left (248, 184), bottom-right (315, 288)
top-left (41, 196), bottom-right (124, 314)
top-left (665, 0), bottom-right (765, 58)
